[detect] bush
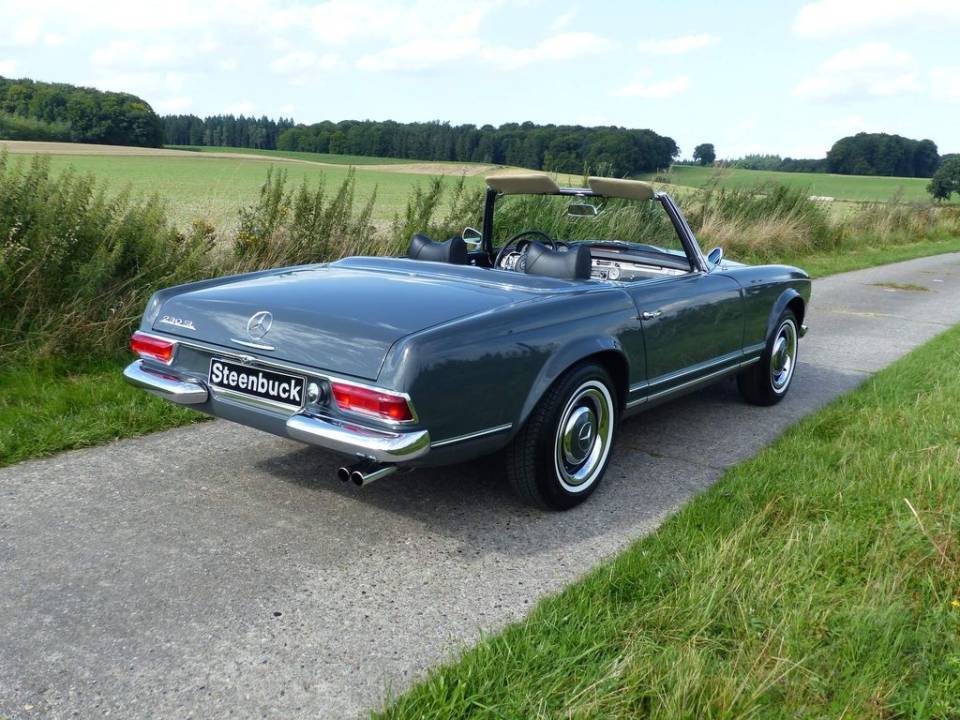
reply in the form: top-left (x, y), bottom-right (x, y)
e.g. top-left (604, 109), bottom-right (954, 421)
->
top-left (0, 152), bottom-right (214, 358)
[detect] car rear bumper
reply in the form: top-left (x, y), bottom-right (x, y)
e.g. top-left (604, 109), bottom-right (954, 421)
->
top-left (123, 359), bottom-right (431, 462)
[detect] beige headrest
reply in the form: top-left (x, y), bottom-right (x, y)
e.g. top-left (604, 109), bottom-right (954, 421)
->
top-left (587, 177), bottom-right (655, 201)
top-left (485, 173), bottom-right (560, 194)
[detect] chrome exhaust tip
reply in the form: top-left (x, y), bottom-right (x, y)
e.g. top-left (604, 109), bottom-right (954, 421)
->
top-left (350, 463), bottom-right (398, 487)
top-left (336, 466), bottom-right (352, 483)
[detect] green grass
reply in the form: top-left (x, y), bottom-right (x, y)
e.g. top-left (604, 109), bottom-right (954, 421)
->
top-left (778, 236), bottom-right (960, 278)
top-left (168, 145), bottom-right (417, 165)
top-left (0, 358), bottom-right (205, 468)
top-left (3, 151), bottom-right (484, 229)
top-left (378, 324), bottom-right (960, 719)
top-left (649, 165), bottom-right (947, 204)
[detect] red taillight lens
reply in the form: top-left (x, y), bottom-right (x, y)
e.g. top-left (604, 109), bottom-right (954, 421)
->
top-left (130, 331), bottom-right (176, 364)
top-left (331, 382), bottom-right (414, 422)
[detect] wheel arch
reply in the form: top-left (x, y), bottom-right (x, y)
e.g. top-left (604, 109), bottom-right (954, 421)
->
top-left (515, 337), bottom-right (629, 433)
top-left (767, 288), bottom-right (805, 339)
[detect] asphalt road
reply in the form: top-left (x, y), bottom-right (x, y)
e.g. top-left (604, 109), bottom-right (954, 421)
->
top-left (3, 253), bottom-right (960, 719)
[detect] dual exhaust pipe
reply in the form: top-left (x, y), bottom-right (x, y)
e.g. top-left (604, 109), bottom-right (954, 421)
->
top-left (337, 460), bottom-right (398, 487)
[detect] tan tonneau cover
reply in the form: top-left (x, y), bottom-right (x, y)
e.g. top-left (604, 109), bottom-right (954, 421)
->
top-left (587, 176), bottom-right (655, 200)
top-left (485, 173), bottom-right (560, 194)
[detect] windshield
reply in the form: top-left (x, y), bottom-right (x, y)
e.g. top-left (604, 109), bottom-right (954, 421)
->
top-left (492, 194), bottom-right (688, 258)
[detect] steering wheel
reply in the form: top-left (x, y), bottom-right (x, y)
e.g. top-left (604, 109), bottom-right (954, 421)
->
top-left (494, 229), bottom-right (558, 269)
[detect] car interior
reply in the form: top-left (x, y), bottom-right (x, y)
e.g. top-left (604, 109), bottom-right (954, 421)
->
top-left (405, 173), bottom-right (700, 282)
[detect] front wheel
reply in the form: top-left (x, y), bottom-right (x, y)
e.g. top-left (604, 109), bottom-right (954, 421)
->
top-left (506, 363), bottom-right (617, 510)
top-left (737, 310), bottom-right (800, 406)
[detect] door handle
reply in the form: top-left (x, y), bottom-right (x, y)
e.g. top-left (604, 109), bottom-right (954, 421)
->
top-left (641, 310), bottom-right (662, 320)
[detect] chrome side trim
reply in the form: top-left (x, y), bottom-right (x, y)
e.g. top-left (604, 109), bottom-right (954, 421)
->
top-left (286, 414), bottom-right (430, 462)
top-left (626, 359), bottom-right (753, 409)
top-left (431, 423), bottom-right (513, 448)
top-left (123, 360), bottom-right (208, 404)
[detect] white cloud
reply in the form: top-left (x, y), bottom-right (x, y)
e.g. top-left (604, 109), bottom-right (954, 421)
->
top-left (793, 43), bottom-right (920, 100)
top-left (486, 32), bottom-right (618, 70)
top-left (270, 50), bottom-right (340, 75)
top-left (225, 100), bottom-right (256, 115)
top-left (279, 103), bottom-right (296, 116)
top-left (92, 40), bottom-right (193, 69)
top-left (0, 59), bottom-right (19, 76)
top-left (550, 8), bottom-right (577, 32)
top-left (931, 66), bottom-right (960, 103)
top-left (358, 31), bottom-right (616, 73)
top-left (794, 0), bottom-right (960, 38)
top-left (152, 96), bottom-right (193, 113)
top-left (613, 75), bottom-right (690, 99)
top-left (358, 39), bottom-right (478, 71)
top-left (637, 34), bottom-right (719, 55)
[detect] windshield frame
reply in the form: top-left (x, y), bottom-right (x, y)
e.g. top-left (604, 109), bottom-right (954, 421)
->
top-left (481, 186), bottom-right (709, 274)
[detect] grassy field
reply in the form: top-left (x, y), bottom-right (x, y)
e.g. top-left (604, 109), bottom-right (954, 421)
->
top-left (1, 141), bottom-right (491, 229)
top-left (378, 323), bottom-right (960, 719)
top-left (169, 145), bottom-right (416, 165)
top-left (649, 165), bottom-right (943, 204)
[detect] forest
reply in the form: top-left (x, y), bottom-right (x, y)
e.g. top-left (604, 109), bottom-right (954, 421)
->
top-left (0, 77), bottom-right (162, 147)
top-left (162, 114), bottom-right (295, 150)
top-left (272, 120), bottom-right (679, 175)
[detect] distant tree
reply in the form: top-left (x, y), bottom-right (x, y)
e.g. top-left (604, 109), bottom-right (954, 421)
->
top-left (928, 156), bottom-right (960, 201)
top-left (693, 143), bottom-right (715, 166)
top-left (274, 120), bottom-right (679, 175)
top-left (827, 132), bottom-right (940, 177)
top-left (0, 76), bottom-right (162, 146)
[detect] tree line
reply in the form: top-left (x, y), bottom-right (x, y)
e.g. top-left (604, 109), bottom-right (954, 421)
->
top-left (718, 133), bottom-right (941, 178)
top-left (275, 120), bottom-right (679, 175)
top-left (0, 76), bottom-right (162, 147)
top-left (162, 114), bottom-right (294, 149)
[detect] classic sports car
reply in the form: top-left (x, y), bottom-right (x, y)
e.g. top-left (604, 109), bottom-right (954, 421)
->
top-left (125, 173), bottom-right (810, 510)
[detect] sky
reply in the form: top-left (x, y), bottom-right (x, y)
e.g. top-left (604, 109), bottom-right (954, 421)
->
top-left (1, 0), bottom-right (957, 159)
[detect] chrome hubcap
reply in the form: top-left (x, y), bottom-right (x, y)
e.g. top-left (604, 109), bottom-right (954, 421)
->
top-left (554, 381), bottom-right (614, 492)
top-left (770, 319), bottom-right (798, 393)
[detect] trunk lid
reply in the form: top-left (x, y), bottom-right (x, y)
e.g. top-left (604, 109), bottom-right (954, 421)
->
top-left (154, 258), bottom-right (570, 380)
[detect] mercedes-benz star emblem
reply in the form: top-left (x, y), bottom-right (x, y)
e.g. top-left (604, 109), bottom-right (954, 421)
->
top-left (577, 423), bottom-right (593, 449)
top-left (246, 311), bottom-right (273, 340)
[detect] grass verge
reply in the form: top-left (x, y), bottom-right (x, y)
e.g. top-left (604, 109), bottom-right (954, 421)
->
top-left (0, 359), bottom-right (204, 468)
top-left (774, 236), bottom-right (960, 278)
top-left (377, 324), bottom-right (960, 719)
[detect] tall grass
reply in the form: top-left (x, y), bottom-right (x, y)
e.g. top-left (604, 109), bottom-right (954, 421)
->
top-left (2, 153), bottom-right (958, 364)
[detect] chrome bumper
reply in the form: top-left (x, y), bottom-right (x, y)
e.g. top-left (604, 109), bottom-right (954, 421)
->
top-left (123, 360), bottom-right (430, 462)
top-left (286, 415), bottom-right (430, 462)
top-left (123, 359), bottom-right (209, 404)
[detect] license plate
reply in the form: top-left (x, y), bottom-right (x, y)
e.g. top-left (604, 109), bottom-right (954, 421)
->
top-left (208, 358), bottom-right (305, 410)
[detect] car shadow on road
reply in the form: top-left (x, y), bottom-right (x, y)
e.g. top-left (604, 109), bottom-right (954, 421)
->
top-left (251, 363), bottom-right (864, 557)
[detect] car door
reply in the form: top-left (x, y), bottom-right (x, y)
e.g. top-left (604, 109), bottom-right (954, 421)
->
top-left (627, 272), bottom-right (744, 394)
top-left (625, 194), bottom-right (745, 397)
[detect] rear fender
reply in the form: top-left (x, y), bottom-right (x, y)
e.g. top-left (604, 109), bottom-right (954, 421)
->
top-left (515, 335), bottom-right (627, 432)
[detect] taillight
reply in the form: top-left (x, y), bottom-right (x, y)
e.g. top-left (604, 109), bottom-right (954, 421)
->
top-left (331, 382), bottom-right (414, 422)
top-left (130, 331), bottom-right (176, 364)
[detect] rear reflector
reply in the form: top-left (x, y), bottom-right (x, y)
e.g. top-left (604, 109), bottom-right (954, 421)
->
top-left (130, 331), bottom-right (176, 364)
top-left (331, 382), bottom-right (414, 422)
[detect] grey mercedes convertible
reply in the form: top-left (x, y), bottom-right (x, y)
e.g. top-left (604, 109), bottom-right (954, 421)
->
top-left (125, 173), bottom-right (810, 510)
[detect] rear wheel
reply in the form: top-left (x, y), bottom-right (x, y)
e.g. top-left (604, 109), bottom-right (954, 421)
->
top-left (737, 309), bottom-right (799, 406)
top-left (506, 363), bottom-right (617, 510)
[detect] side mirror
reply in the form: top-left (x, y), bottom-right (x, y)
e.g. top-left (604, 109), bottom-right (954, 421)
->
top-left (567, 202), bottom-right (602, 217)
top-left (707, 247), bottom-right (723, 265)
top-left (462, 226), bottom-right (482, 250)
